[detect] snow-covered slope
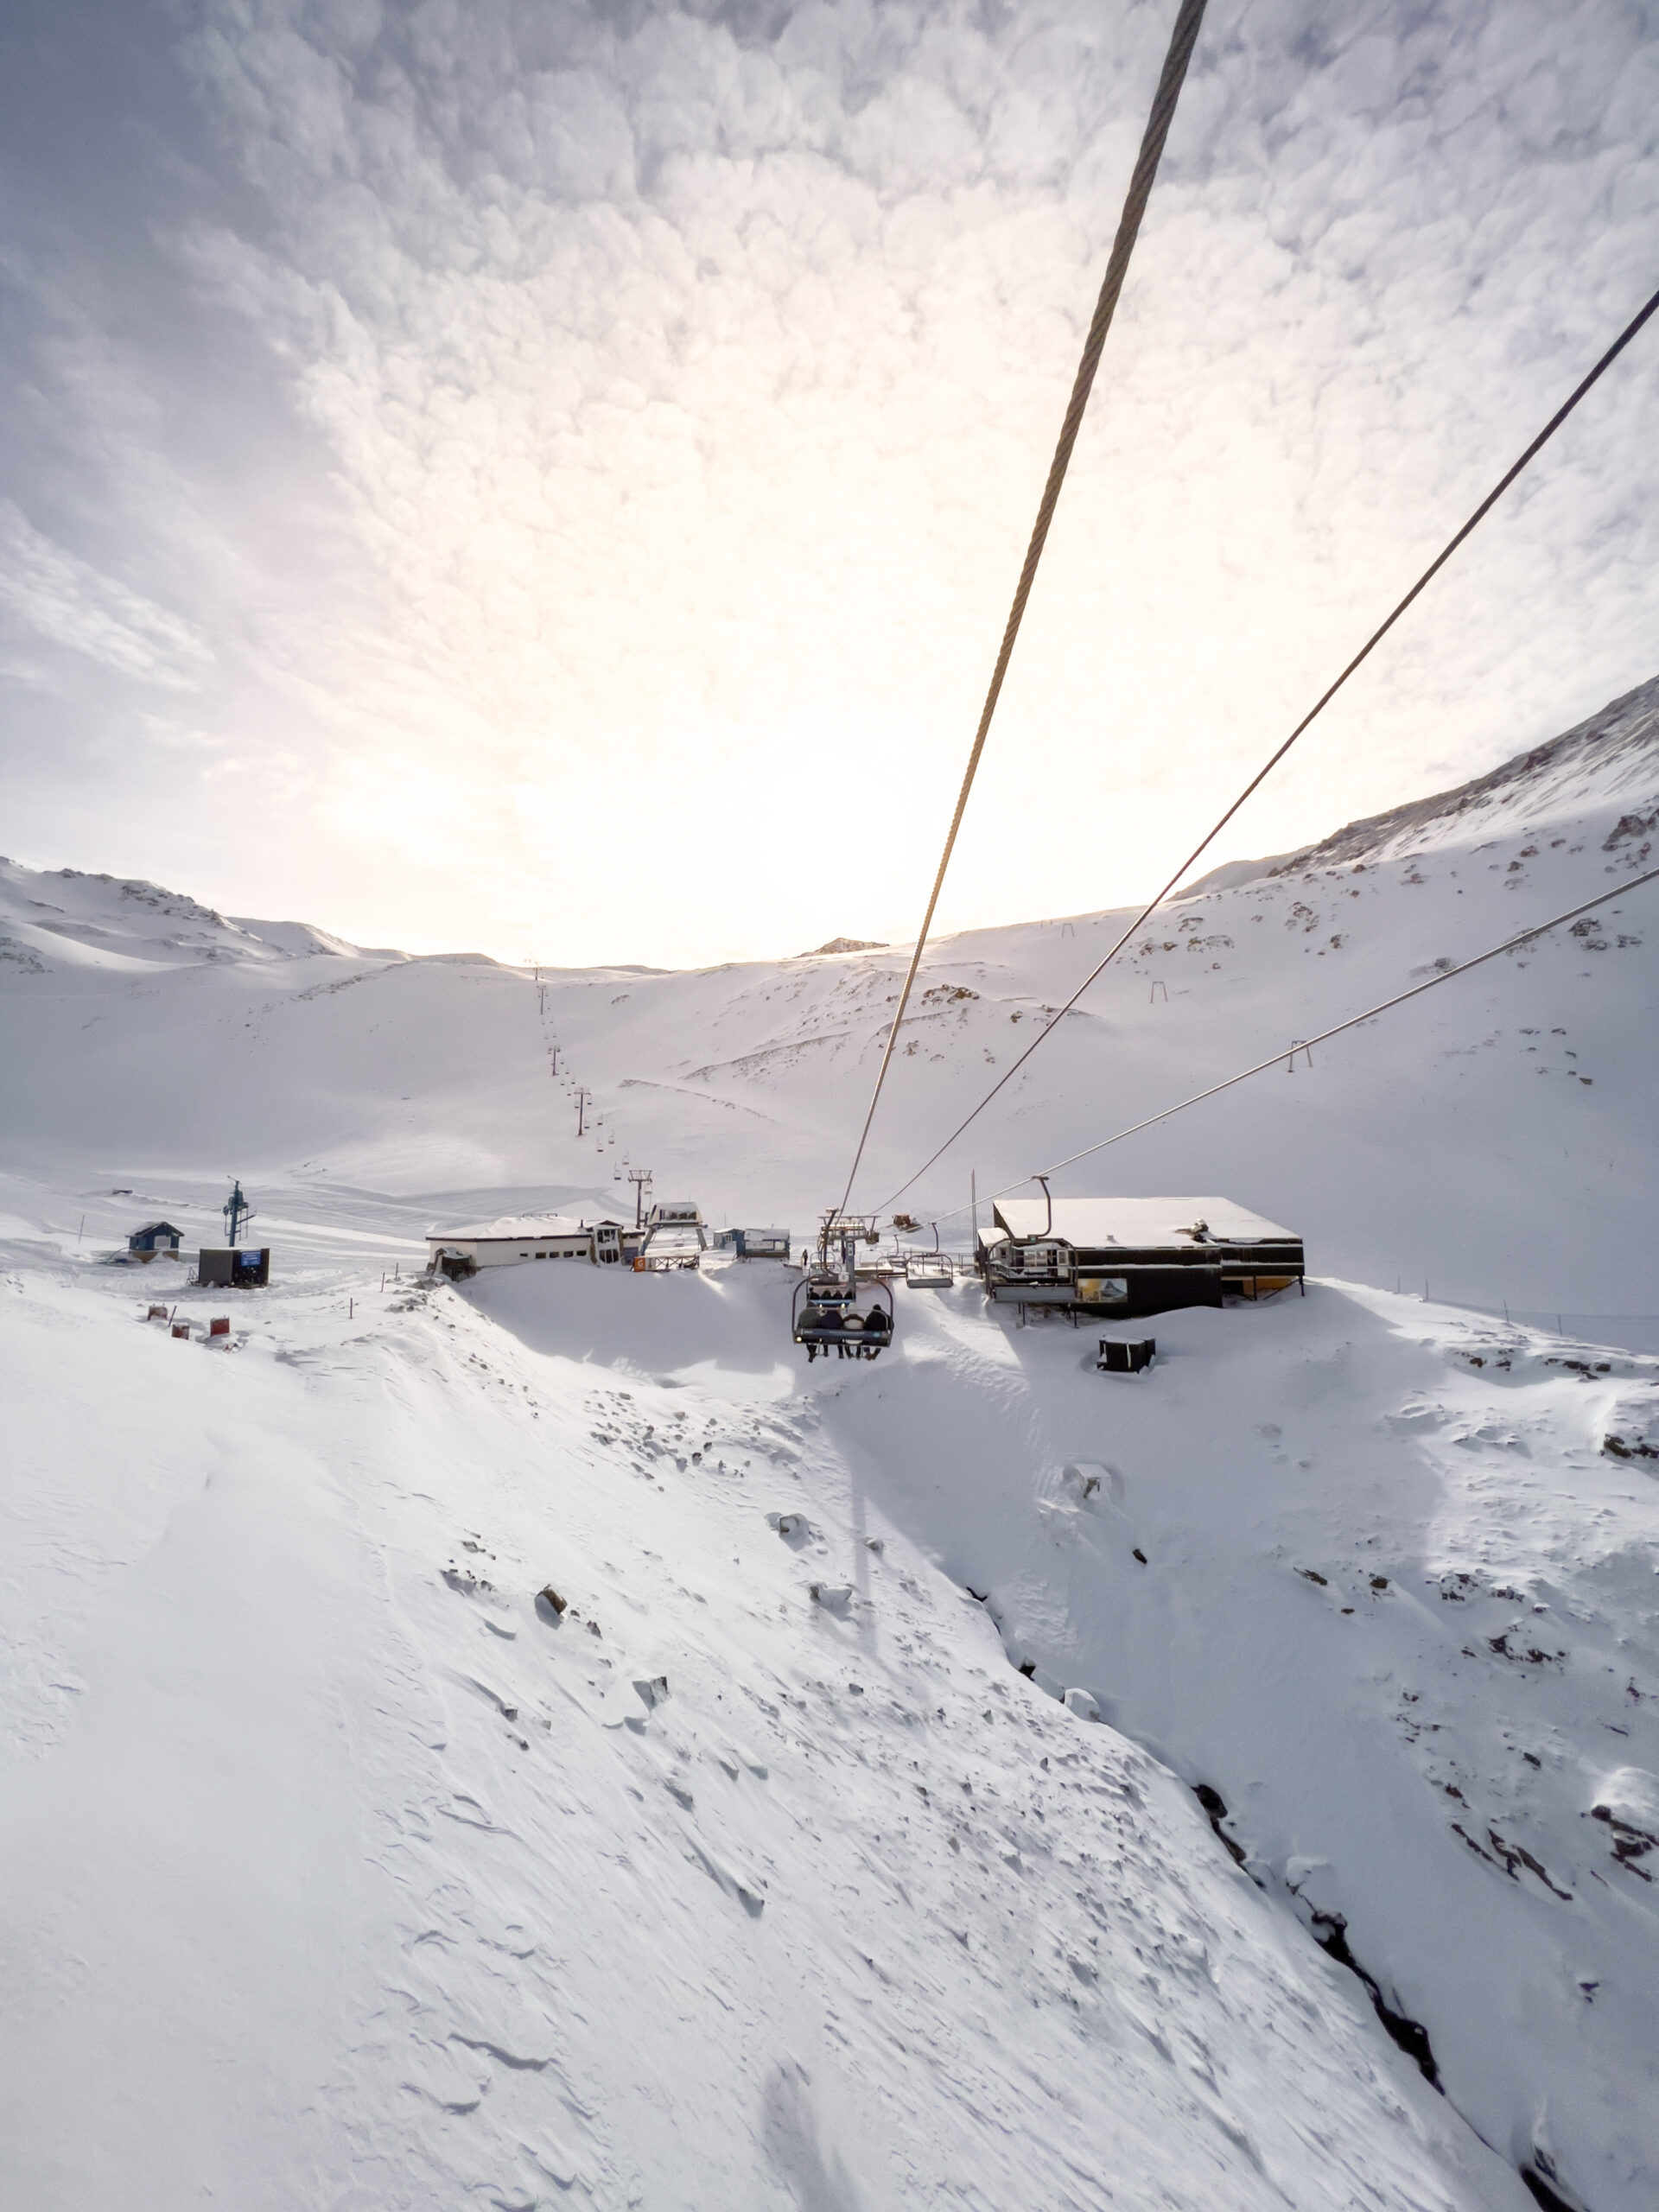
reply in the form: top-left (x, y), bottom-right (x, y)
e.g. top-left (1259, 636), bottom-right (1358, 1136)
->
top-left (2, 1247), bottom-right (1548, 2212)
top-left (1185, 675), bottom-right (1659, 888)
top-left (3, 678), bottom-right (1658, 2212)
top-left (1270, 675), bottom-right (1659, 874)
top-left (3, 679), bottom-right (1656, 1313)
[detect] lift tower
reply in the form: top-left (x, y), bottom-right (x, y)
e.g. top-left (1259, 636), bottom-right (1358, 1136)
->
top-left (223, 1179), bottom-right (255, 1247)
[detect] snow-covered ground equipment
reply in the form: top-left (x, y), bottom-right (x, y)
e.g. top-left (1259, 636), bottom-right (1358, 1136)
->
top-left (1097, 1337), bottom-right (1155, 1374)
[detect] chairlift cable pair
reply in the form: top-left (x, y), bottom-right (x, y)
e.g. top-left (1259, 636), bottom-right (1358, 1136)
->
top-left (876, 276), bottom-right (1659, 1216)
top-left (835, 0), bottom-right (1211, 1218)
top-left (916, 859), bottom-right (1659, 1233)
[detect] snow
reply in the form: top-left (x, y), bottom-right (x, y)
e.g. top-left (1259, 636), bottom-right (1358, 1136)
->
top-left (992, 1196), bottom-right (1298, 1244)
top-left (2, 1243), bottom-right (1548, 2212)
top-left (434, 1213), bottom-right (617, 1243)
top-left (2, 684), bottom-right (1657, 2210)
top-left (1217, 676), bottom-right (1659, 883)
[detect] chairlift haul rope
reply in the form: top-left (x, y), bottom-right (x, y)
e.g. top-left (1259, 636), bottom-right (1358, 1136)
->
top-left (916, 860), bottom-right (1659, 1233)
top-left (836, 0), bottom-right (1211, 1216)
top-left (877, 276), bottom-right (1659, 1215)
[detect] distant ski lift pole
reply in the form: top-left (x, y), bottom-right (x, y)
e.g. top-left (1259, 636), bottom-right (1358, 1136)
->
top-left (575, 1087), bottom-right (591, 1135)
top-left (1288, 1039), bottom-right (1312, 1071)
top-left (223, 1178), bottom-right (254, 1246)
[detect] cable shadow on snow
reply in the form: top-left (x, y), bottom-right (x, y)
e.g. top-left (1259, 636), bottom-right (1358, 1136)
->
top-left (761, 2065), bottom-right (866, 2212)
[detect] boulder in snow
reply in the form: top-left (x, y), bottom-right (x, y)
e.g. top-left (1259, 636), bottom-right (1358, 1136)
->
top-left (1587, 1768), bottom-right (1659, 1878)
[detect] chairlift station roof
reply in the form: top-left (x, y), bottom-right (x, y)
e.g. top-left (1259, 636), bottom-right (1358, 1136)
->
top-left (992, 1196), bottom-right (1298, 1248)
top-left (427, 1211), bottom-right (626, 1243)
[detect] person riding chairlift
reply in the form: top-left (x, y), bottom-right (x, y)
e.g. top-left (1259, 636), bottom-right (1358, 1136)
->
top-left (800, 1302), bottom-right (838, 1361)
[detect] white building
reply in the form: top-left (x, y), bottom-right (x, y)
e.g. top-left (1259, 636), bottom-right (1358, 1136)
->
top-left (426, 1212), bottom-right (633, 1278)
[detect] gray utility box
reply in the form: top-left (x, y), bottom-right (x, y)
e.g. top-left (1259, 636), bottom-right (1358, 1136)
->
top-left (1098, 1338), bottom-right (1154, 1374)
top-left (198, 1247), bottom-right (270, 1288)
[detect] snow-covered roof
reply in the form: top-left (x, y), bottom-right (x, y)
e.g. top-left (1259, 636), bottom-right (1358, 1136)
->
top-left (993, 1196), bottom-right (1298, 1247)
top-left (426, 1212), bottom-right (596, 1244)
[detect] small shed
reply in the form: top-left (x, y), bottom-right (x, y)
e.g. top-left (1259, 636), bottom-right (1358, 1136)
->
top-left (129, 1221), bottom-right (185, 1259)
top-left (980, 1196), bottom-right (1303, 1318)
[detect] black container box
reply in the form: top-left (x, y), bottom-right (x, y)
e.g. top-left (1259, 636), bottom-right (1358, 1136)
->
top-left (1098, 1338), bottom-right (1154, 1374)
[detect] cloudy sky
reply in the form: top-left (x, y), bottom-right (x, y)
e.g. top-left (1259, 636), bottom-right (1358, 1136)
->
top-left (3, 0), bottom-right (1656, 966)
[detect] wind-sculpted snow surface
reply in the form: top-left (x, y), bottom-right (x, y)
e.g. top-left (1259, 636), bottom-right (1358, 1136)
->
top-left (0, 1237), bottom-right (1529, 2211)
top-left (1262, 674), bottom-right (1659, 878)
top-left (787, 1272), bottom-right (1659, 2212)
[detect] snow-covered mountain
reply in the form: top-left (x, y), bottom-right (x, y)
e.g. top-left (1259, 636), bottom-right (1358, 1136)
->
top-left (3, 677), bottom-right (1655, 1312)
top-left (3, 677), bottom-right (1657, 2212)
top-left (1202, 674), bottom-right (1659, 882)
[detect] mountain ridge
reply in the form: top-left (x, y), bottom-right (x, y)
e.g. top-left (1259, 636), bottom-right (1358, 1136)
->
top-left (1180, 674), bottom-right (1659, 899)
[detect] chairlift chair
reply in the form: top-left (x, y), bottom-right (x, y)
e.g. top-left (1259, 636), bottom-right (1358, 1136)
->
top-left (791, 1274), bottom-right (894, 1361)
top-left (791, 1211), bottom-right (895, 1361)
top-left (904, 1254), bottom-right (953, 1288)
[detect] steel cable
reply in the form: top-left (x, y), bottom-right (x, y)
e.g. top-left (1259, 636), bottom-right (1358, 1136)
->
top-left (878, 276), bottom-right (1659, 1217)
top-left (917, 861), bottom-right (1659, 1233)
top-left (836, 0), bottom-right (1211, 1216)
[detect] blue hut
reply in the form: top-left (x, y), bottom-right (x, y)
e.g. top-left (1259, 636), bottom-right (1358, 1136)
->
top-left (129, 1222), bottom-right (185, 1260)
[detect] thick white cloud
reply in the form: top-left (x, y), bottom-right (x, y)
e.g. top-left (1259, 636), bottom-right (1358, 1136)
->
top-left (5, 0), bottom-right (1657, 961)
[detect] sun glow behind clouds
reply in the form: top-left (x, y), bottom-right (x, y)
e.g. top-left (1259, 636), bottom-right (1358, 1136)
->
top-left (2, 0), bottom-right (1656, 964)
